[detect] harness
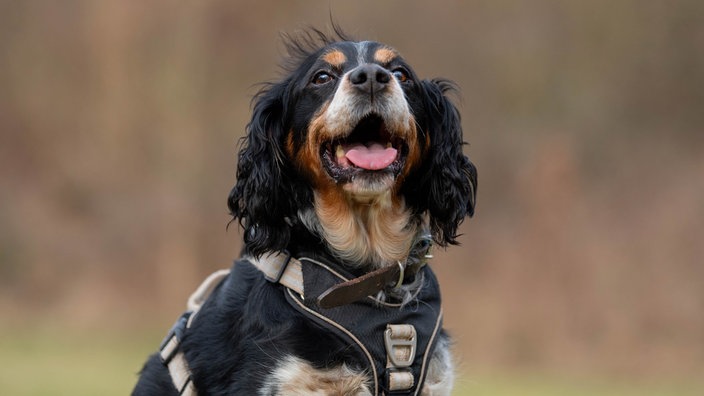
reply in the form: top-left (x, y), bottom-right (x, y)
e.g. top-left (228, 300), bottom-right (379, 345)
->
top-left (159, 240), bottom-right (442, 396)
top-left (283, 256), bottom-right (443, 395)
top-left (158, 269), bottom-right (230, 395)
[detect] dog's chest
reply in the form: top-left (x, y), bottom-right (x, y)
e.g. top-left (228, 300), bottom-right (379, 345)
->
top-left (274, 257), bottom-right (444, 395)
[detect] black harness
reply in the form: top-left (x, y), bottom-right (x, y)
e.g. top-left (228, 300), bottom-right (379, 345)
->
top-left (283, 256), bottom-right (443, 395)
top-left (159, 252), bottom-right (444, 396)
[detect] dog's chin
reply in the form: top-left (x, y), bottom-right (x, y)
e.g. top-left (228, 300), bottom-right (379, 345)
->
top-left (341, 172), bottom-right (396, 199)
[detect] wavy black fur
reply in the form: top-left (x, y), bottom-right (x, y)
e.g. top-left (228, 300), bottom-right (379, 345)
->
top-left (227, 78), bottom-right (307, 257)
top-left (412, 79), bottom-right (477, 245)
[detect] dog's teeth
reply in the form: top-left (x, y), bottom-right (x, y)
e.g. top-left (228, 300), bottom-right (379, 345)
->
top-left (336, 145), bottom-right (345, 158)
top-left (386, 142), bottom-right (392, 148)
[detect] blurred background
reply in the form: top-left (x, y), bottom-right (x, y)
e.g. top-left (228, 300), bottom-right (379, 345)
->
top-left (1, 1), bottom-right (703, 395)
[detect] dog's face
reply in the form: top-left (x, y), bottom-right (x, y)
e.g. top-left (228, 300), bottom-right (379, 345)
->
top-left (229, 33), bottom-right (477, 262)
top-left (285, 41), bottom-right (424, 200)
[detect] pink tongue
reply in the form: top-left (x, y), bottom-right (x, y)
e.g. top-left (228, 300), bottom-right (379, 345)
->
top-left (344, 143), bottom-right (397, 170)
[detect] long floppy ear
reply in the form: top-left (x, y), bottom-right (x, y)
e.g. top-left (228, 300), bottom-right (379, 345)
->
top-left (415, 79), bottom-right (477, 246)
top-left (227, 80), bottom-right (300, 256)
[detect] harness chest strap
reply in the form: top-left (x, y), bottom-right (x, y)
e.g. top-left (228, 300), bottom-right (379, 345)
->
top-left (251, 232), bottom-right (433, 308)
top-left (249, 252), bottom-right (415, 308)
top-left (249, 252), bottom-right (305, 295)
top-left (159, 269), bottom-right (230, 396)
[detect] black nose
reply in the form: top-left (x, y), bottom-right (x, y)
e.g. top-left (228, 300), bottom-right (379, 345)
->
top-left (349, 64), bottom-right (391, 95)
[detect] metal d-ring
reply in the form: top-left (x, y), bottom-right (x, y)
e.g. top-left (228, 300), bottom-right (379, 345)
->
top-left (393, 261), bottom-right (405, 289)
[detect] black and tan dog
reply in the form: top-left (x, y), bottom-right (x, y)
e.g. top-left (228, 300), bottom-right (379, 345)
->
top-left (133, 29), bottom-right (477, 396)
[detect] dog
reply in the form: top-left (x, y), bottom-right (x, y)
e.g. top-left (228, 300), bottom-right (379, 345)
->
top-left (133, 28), bottom-right (477, 396)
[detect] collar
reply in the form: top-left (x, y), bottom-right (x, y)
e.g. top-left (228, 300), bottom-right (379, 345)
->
top-left (248, 233), bottom-right (434, 308)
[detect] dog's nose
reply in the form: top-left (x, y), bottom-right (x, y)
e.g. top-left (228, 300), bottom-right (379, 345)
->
top-left (349, 64), bottom-right (391, 95)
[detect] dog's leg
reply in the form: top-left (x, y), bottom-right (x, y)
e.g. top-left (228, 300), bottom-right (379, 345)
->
top-left (260, 355), bottom-right (372, 396)
top-left (420, 337), bottom-right (455, 396)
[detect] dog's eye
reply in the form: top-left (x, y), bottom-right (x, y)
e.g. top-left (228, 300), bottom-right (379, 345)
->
top-left (312, 71), bottom-right (334, 85)
top-left (392, 68), bottom-right (409, 83)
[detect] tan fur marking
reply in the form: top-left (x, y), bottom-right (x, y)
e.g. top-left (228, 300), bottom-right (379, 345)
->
top-left (285, 130), bottom-right (296, 158)
top-left (323, 50), bottom-right (347, 67)
top-left (397, 116), bottom-right (423, 185)
top-left (314, 187), bottom-right (417, 268)
top-left (374, 47), bottom-right (398, 64)
top-left (261, 356), bottom-right (372, 396)
top-left (294, 102), bottom-right (332, 187)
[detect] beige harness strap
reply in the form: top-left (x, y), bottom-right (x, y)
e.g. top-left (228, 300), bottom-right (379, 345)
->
top-left (162, 349), bottom-right (196, 395)
top-left (247, 252), bottom-right (304, 296)
top-left (186, 269), bottom-right (231, 325)
top-left (161, 269), bottom-right (230, 396)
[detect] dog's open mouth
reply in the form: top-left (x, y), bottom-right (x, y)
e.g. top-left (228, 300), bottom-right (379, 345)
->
top-left (321, 114), bottom-right (407, 183)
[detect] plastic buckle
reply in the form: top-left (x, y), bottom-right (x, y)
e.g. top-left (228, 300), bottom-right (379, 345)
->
top-left (159, 312), bottom-right (191, 364)
top-left (264, 251), bottom-right (292, 284)
top-left (384, 324), bottom-right (417, 367)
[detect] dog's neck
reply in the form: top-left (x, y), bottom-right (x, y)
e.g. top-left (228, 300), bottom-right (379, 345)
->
top-left (299, 188), bottom-right (419, 270)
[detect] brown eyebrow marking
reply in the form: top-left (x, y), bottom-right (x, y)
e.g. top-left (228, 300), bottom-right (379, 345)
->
top-left (322, 50), bottom-right (347, 67)
top-left (374, 47), bottom-right (398, 64)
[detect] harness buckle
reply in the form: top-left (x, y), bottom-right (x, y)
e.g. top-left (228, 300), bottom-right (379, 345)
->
top-left (384, 324), bottom-right (417, 368)
top-left (159, 312), bottom-right (191, 364)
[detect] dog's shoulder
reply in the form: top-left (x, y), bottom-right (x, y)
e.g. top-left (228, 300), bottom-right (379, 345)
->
top-left (180, 259), bottom-right (371, 393)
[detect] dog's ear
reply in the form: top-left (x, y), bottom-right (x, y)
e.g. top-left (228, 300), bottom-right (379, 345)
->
top-left (228, 80), bottom-right (299, 256)
top-left (413, 79), bottom-right (477, 246)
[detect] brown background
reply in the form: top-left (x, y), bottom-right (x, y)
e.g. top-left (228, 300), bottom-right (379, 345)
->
top-left (1, 0), bottom-right (703, 384)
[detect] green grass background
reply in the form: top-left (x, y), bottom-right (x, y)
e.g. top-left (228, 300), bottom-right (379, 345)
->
top-left (1, 328), bottom-right (701, 396)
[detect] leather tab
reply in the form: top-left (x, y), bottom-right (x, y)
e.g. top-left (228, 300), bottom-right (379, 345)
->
top-left (316, 264), bottom-right (401, 309)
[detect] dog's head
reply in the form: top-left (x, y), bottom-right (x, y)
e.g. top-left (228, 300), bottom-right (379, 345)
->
top-left (229, 30), bottom-right (477, 264)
